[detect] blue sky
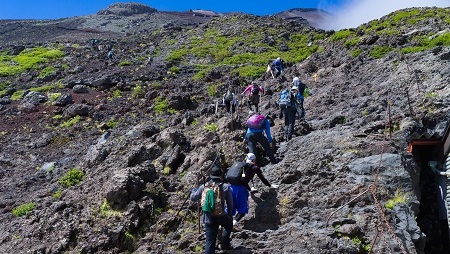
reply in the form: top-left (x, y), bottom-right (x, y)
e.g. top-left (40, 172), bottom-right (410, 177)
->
top-left (1, 0), bottom-right (346, 19)
top-left (1, 0), bottom-right (449, 29)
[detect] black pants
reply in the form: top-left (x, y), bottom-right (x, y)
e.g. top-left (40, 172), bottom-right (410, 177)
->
top-left (283, 107), bottom-right (296, 140)
top-left (245, 131), bottom-right (276, 164)
top-left (224, 100), bottom-right (236, 113)
top-left (247, 94), bottom-right (260, 112)
top-left (205, 215), bottom-right (233, 254)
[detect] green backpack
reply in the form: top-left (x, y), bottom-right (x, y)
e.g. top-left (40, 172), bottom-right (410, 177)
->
top-left (201, 182), bottom-right (223, 216)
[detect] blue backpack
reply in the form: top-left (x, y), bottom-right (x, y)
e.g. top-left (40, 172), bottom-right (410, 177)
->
top-left (278, 89), bottom-right (293, 109)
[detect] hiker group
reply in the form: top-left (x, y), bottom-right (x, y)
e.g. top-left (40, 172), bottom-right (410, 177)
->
top-left (90, 38), bottom-right (114, 60)
top-left (190, 56), bottom-right (311, 253)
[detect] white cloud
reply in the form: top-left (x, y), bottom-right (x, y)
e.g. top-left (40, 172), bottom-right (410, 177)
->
top-left (320, 0), bottom-right (450, 30)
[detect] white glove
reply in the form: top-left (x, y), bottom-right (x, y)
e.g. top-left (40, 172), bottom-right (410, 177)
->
top-left (250, 187), bottom-right (258, 193)
top-left (270, 184), bottom-right (279, 189)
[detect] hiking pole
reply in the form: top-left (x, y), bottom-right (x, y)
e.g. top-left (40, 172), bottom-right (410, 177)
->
top-left (176, 191), bottom-right (192, 217)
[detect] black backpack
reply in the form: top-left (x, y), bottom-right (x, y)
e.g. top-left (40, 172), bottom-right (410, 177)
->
top-left (251, 84), bottom-right (260, 95)
top-left (225, 162), bottom-right (248, 185)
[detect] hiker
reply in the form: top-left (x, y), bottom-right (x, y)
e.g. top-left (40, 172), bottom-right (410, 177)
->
top-left (90, 38), bottom-right (97, 47)
top-left (227, 153), bottom-right (279, 229)
top-left (107, 50), bottom-right (114, 60)
top-left (190, 165), bottom-right (234, 253)
top-left (278, 86), bottom-right (299, 141)
top-left (245, 113), bottom-right (277, 164)
top-left (222, 87), bottom-right (237, 114)
top-left (292, 77), bottom-right (307, 118)
top-left (241, 82), bottom-right (264, 113)
top-left (269, 57), bottom-right (284, 78)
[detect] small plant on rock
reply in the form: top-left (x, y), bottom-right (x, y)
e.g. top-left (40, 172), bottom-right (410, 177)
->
top-left (58, 168), bottom-right (85, 188)
top-left (59, 115), bottom-right (81, 128)
top-left (12, 202), bottom-right (35, 217)
top-left (385, 189), bottom-right (408, 209)
top-left (100, 199), bottom-right (122, 218)
top-left (204, 123), bottom-right (218, 132)
top-left (131, 84), bottom-right (145, 99)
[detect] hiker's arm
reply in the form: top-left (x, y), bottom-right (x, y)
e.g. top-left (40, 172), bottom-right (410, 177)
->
top-left (264, 119), bottom-right (273, 143)
top-left (241, 86), bottom-right (250, 95)
top-left (225, 186), bottom-right (234, 216)
top-left (256, 169), bottom-right (271, 187)
top-left (259, 86), bottom-right (265, 94)
top-left (190, 185), bottom-right (204, 202)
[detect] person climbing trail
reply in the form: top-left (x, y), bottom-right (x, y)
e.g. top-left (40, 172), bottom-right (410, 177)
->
top-left (225, 153), bottom-right (279, 231)
top-left (245, 113), bottom-right (277, 164)
top-left (190, 165), bottom-right (234, 253)
top-left (242, 82), bottom-right (264, 114)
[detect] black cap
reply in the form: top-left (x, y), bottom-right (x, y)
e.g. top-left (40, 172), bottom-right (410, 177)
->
top-left (210, 165), bottom-right (222, 179)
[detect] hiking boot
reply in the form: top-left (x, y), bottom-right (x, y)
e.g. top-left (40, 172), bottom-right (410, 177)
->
top-left (232, 226), bottom-right (242, 232)
top-left (219, 244), bottom-right (231, 250)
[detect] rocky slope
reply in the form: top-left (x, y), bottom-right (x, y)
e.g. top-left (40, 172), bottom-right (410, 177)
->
top-left (1, 3), bottom-right (450, 254)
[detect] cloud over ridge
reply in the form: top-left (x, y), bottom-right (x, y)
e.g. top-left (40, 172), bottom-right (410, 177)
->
top-left (319, 0), bottom-right (450, 30)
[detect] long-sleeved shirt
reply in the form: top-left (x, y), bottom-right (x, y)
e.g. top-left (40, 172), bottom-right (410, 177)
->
top-left (190, 179), bottom-right (234, 224)
top-left (246, 118), bottom-right (273, 143)
top-left (241, 84), bottom-right (264, 96)
top-left (242, 163), bottom-right (271, 191)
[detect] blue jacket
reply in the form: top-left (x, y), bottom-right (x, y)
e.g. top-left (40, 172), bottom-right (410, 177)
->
top-left (246, 118), bottom-right (273, 143)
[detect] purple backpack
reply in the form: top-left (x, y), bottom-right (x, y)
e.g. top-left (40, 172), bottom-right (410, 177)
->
top-left (246, 114), bottom-right (265, 129)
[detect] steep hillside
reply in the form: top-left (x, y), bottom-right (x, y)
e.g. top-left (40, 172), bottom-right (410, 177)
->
top-left (1, 4), bottom-right (450, 254)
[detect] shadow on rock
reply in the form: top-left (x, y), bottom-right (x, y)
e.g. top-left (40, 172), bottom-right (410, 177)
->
top-left (244, 189), bottom-right (280, 233)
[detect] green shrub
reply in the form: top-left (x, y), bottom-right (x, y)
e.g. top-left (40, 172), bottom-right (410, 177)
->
top-left (151, 82), bottom-right (162, 89)
top-left (131, 85), bottom-right (145, 98)
top-left (118, 61), bottom-right (131, 66)
top-left (52, 190), bottom-right (62, 199)
top-left (204, 123), bottom-right (219, 132)
top-left (12, 202), bottom-right (35, 217)
top-left (344, 38), bottom-right (359, 47)
top-left (350, 49), bottom-right (363, 58)
top-left (48, 92), bottom-right (62, 103)
top-left (166, 48), bottom-right (189, 64)
top-left (207, 83), bottom-right (218, 97)
top-left (38, 66), bottom-right (56, 78)
top-left (10, 90), bottom-right (24, 100)
top-left (106, 118), bottom-right (119, 129)
top-left (30, 84), bottom-right (56, 93)
top-left (0, 81), bottom-right (10, 92)
top-left (59, 115), bottom-right (81, 128)
top-left (154, 96), bottom-right (168, 114)
top-left (369, 45), bottom-right (393, 59)
top-left (100, 199), bottom-right (122, 218)
top-left (385, 189), bottom-right (408, 209)
top-left (124, 231), bottom-right (136, 251)
top-left (58, 168), bottom-right (85, 188)
top-left (233, 65), bottom-right (265, 79)
top-left (193, 69), bottom-right (208, 81)
top-left (168, 66), bottom-right (180, 74)
top-left (330, 29), bottom-right (356, 42)
top-left (112, 89), bottom-right (122, 98)
top-left (0, 47), bottom-right (64, 77)
top-left (163, 166), bottom-right (171, 175)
